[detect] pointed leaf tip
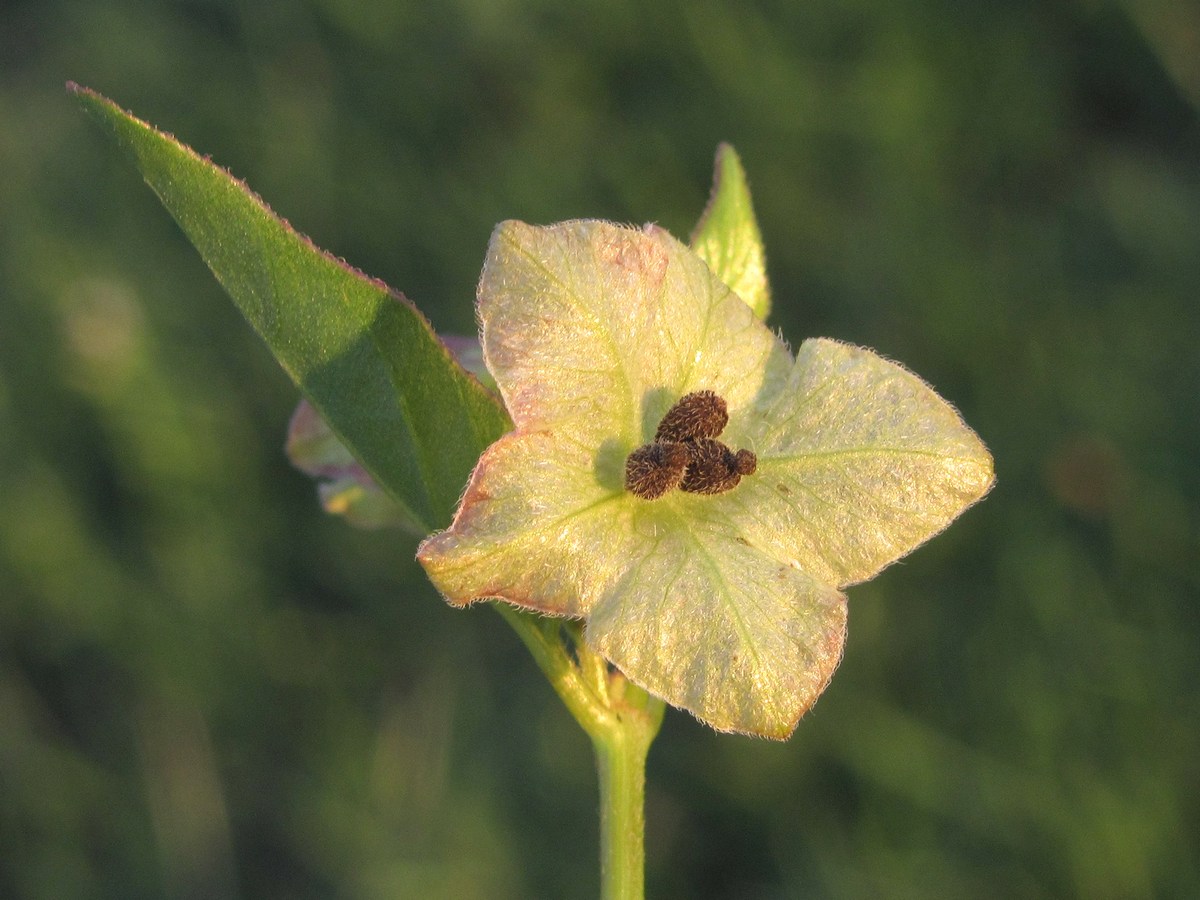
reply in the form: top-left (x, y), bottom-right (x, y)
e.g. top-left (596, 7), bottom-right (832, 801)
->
top-left (73, 87), bottom-right (511, 531)
top-left (690, 143), bottom-right (771, 321)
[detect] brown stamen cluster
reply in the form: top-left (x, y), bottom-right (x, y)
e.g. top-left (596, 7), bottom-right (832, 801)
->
top-left (624, 391), bottom-right (757, 499)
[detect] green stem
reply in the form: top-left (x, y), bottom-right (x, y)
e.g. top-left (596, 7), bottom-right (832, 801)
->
top-left (592, 681), bottom-right (663, 900)
top-left (492, 604), bottom-right (665, 899)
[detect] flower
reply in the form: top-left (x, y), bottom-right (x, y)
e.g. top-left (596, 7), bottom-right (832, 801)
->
top-left (418, 220), bottom-right (993, 738)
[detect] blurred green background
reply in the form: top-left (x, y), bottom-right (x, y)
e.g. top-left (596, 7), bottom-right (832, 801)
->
top-left (2, 0), bottom-right (1198, 897)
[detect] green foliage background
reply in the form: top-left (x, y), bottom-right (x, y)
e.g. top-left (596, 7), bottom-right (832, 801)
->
top-left (2, 1), bottom-right (1198, 897)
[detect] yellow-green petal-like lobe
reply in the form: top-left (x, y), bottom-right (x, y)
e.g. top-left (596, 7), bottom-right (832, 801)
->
top-left (480, 221), bottom-right (789, 446)
top-left (585, 514), bottom-right (847, 738)
top-left (418, 431), bottom-right (637, 617)
top-left (738, 339), bottom-right (995, 589)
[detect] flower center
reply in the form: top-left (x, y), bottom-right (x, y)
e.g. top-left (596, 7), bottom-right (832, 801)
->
top-left (624, 391), bottom-right (757, 499)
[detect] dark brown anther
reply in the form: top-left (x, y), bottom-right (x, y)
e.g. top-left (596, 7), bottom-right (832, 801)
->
top-left (624, 441), bottom-right (689, 500)
top-left (655, 390), bottom-right (729, 443)
top-left (626, 390), bottom-right (756, 499)
top-left (680, 438), bottom-right (747, 495)
top-left (732, 448), bottom-right (757, 476)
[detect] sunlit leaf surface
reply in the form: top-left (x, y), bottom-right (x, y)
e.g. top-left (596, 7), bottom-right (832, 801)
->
top-left (690, 143), bottom-right (771, 320)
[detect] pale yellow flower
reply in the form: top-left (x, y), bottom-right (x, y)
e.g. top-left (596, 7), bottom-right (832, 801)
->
top-left (419, 220), bottom-right (993, 738)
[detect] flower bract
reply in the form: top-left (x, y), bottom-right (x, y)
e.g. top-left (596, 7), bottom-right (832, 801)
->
top-left (418, 220), bottom-right (993, 738)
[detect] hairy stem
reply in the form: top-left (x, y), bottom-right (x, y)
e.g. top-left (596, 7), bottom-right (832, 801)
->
top-left (493, 604), bottom-right (665, 899)
top-left (592, 676), bottom-right (664, 900)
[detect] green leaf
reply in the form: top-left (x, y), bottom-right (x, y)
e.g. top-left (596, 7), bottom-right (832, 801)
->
top-left (690, 143), bottom-right (771, 321)
top-left (286, 399), bottom-right (425, 533)
top-left (284, 336), bottom-right (496, 532)
top-left (71, 84), bottom-right (511, 532)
